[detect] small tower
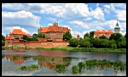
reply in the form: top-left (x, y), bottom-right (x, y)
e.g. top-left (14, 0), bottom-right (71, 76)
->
top-left (77, 34), bottom-right (80, 41)
top-left (38, 25), bottom-right (41, 33)
top-left (114, 19), bottom-right (120, 33)
top-left (53, 22), bottom-right (58, 26)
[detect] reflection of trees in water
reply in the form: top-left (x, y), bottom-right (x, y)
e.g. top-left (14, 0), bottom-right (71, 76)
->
top-left (4, 55), bottom-right (31, 65)
top-left (33, 56), bottom-right (71, 73)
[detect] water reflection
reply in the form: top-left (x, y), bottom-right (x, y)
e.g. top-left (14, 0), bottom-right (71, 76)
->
top-left (3, 54), bottom-right (71, 73)
top-left (2, 50), bottom-right (126, 76)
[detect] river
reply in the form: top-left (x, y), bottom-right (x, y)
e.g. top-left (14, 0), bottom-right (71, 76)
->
top-left (2, 50), bottom-right (126, 76)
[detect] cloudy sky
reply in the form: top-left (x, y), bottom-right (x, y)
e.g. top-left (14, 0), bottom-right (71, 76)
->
top-left (2, 3), bottom-right (126, 37)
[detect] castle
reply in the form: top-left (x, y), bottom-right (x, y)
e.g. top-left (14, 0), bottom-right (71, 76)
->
top-left (94, 20), bottom-right (120, 38)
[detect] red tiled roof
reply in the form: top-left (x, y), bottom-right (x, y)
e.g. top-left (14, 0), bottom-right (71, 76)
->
top-left (39, 25), bottom-right (70, 33)
top-left (95, 30), bottom-right (113, 35)
top-left (94, 30), bottom-right (113, 37)
top-left (5, 35), bottom-right (14, 40)
top-left (10, 29), bottom-right (26, 35)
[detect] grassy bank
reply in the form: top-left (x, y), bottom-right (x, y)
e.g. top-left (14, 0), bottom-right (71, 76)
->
top-left (37, 47), bottom-right (126, 54)
top-left (72, 59), bottom-right (126, 74)
top-left (2, 46), bottom-right (126, 54)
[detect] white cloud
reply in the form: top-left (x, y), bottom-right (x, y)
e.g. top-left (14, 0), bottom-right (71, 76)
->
top-left (11, 26), bottom-right (29, 34)
top-left (2, 3), bottom-right (25, 11)
top-left (4, 26), bottom-right (29, 34)
top-left (91, 7), bottom-right (104, 20)
top-left (65, 3), bottom-right (89, 17)
top-left (2, 10), bottom-right (40, 28)
top-left (2, 10), bottom-right (36, 18)
top-left (117, 10), bottom-right (126, 21)
top-left (70, 20), bottom-right (90, 30)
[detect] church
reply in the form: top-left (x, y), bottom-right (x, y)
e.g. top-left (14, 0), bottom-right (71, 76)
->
top-left (94, 20), bottom-right (120, 38)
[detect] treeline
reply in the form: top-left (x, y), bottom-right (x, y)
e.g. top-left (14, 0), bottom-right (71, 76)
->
top-left (64, 31), bottom-right (126, 48)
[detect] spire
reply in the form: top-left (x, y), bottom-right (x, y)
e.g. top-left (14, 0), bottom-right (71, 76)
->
top-left (114, 19), bottom-right (120, 33)
top-left (116, 19), bottom-right (119, 27)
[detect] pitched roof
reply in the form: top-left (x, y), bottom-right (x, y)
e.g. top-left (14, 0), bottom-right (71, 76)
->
top-left (94, 30), bottom-right (113, 35)
top-left (39, 24), bottom-right (70, 33)
top-left (10, 29), bottom-right (27, 35)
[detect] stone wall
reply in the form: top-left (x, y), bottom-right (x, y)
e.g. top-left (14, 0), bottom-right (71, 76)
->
top-left (5, 41), bottom-right (69, 48)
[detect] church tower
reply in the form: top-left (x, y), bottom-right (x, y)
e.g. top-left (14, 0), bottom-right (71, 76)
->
top-left (114, 20), bottom-right (120, 33)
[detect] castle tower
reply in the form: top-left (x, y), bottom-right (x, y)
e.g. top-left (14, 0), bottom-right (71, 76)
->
top-left (114, 19), bottom-right (120, 33)
top-left (53, 22), bottom-right (58, 26)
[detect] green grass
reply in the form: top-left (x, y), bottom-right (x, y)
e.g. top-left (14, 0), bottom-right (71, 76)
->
top-left (3, 46), bottom-right (126, 54)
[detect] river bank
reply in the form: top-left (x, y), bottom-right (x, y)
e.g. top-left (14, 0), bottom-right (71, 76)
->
top-left (2, 46), bottom-right (126, 54)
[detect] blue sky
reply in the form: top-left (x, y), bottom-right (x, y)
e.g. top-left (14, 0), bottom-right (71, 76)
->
top-left (2, 3), bottom-right (126, 37)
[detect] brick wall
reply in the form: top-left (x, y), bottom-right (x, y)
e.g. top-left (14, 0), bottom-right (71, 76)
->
top-left (5, 41), bottom-right (69, 48)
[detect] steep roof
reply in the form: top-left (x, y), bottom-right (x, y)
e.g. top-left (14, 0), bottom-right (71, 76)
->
top-left (10, 29), bottom-right (27, 35)
top-left (94, 30), bottom-right (113, 35)
top-left (39, 24), bottom-right (70, 33)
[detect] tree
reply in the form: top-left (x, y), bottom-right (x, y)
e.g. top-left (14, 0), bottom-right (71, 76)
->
top-left (99, 36), bottom-right (108, 39)
top-left (2, 35), bottom-right (5, 46)
top-left (84, 33), bottom-right (90, 38)
top-left (79, 38), bottom-right (90, 47)
top-left (69, 38), bottom-right (79, 47)
top-left (22, 35), bottom-right (29, 42)
top-left (63, 32), bottom-right (72, 41)
top-left (2, 35), bottom-right (5, 41)
top-left (22, 35), bottom-right (38, 41)
top-left (32, 33), bottom-right (38, 38)
top-left (117, 37), bottom-right (126, 48)
top-left (72, 65), bottom-right (79, 74)
top-left (110, 33), bottom-right (123, 41)
top-left (89, 31), bottom-right (95, 38)
top-left (93, 38), bottom-right (109, 48)
top-left (108, 40), bottom-right (117, 48)
top-left (37, 32), bottom-right (45, 38)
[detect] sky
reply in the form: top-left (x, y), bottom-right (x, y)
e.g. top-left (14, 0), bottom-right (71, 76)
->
top-left (2, 3), bottom-right (126, 37)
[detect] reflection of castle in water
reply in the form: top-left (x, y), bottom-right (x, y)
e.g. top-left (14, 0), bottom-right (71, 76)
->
top-left (3, 52), bottom-right (71, 70)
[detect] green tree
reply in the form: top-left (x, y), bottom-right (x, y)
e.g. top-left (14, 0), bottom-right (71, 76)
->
top-left (22, 35), bottom-right (30, 42)
top-left (99, 36), bottom-right (108, 39)
top-left (117, 37), bottom-right (126, 48)
top-left (2, 35), bottom-right (5, 46)
top-left (63, 32), bottom-right (72, 41)
top-left (37, 32), bottom-right (45, 38)
top-left (22, 35), bottom-right (38, 41)
top-left (55, 64), bottom-right (66, 73)
top-left (72, 65), bottom-right (79, 74)
top-left (69, 38), bottom-right (79, 47)
top-left (93, 38), bottom-right (109, 48)
top-left (79, 38), bottom-right (90, 47)
top-left (32, 33), bottom-right (38, 38)
top-left (84, 33), bottom-right (90, 38)
top-left (108, 40), bottom-right (117, 48)
top-left (110, 33), bottom-right (123, 41)
top-left (89, 31), bottom-right (95, 38)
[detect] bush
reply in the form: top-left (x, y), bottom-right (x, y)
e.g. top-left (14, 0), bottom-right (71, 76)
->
top-left (117, 37), bottom-right (126, 48)
top-left (63, 32), bottom-right (72, 41)
top-left (79, 38), bottom-right (90, 47)
top-left (69, 38), bottom-right (79, 47)
top-left (108, 40), bottom-right (117, 48)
